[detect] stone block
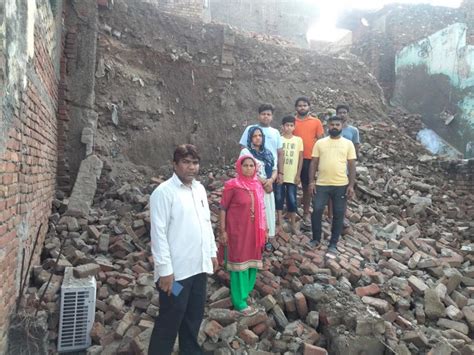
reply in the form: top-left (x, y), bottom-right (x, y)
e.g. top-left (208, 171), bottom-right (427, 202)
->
top-left (355, 283), bottom-right (381, 297)
top-left (294, 292), bottom-right (308, 319)
top-left (306, 311), bottom-right (319, 329)
top-left (90, 322), bottom-right (106, 343)
top-left (204, 320), bottom-right (224, 341)
top-left (272, 304), bottom-right (289, 328)
top-left (209, 286), bottom-right (229, 302)
top-left (209, 297), bottom-right (233, 309)
top-left (67, 155), bottom-right (103, 217)
top-left (239, 329), bottom-right (258, 345)
top-left (425, 288), bottom-right (446, 320)
top-left (130, 328), bottom-right (152, 355)
top-left (461, 306), bottom-right (474, 330)
top-left (408, 275), bottom-right (428, 294)
top-left (436, 318), bottom-right (469, 335)
top-left (238, 311), bottom-right (267, 329)
top-left (259, 294), bottom-right (277, 311)
top-left (451, 290), bottom-right (468, 309)
top-left (116, 310), bottom-right (135, 337)
top-left (303, 343), bottom-right (328, 355)
top-left (443, 268), bottom-right (463, 294)
top-left (445, 305), bottom-right (463, 321)
top-left (401, 330), bottom-right (429, 348)
top-left (361, 296), bottom-right (391, 313)
top-left (220, 322), bottom-right (238, 342)
top-left (73, 263), bottom-right (100, 278)
top-left (108, 294), bottom-right (125, 313)
top-left (208, 308), bottom-right (239, 326)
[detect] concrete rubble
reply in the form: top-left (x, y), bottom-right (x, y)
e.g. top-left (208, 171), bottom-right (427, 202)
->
top-left (66, 154), bottom-right (104, 217)
top-left (21, 119), bottom-right (473, 354)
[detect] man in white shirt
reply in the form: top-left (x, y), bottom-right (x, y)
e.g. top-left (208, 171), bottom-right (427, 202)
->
top-left (239, 103), bottom-right (284, 183)
top-left (148, 144), bottom-right (218, 355)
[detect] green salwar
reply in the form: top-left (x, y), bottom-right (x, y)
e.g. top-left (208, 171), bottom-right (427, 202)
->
top-left (229, 268), bottom-right (257, 311)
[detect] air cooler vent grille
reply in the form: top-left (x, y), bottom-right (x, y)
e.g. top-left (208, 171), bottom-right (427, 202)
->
top-left (58, 267), bottom-right (96, 353)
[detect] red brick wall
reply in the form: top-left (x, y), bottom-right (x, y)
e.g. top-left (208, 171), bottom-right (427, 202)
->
top-left (56, 28), bottom-right (73, 193)
top-left (0, 15), bottom-right (59, 351)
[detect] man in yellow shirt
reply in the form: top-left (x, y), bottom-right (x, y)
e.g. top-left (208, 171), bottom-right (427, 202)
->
top-left (308, 116), bottom-right (356, 254)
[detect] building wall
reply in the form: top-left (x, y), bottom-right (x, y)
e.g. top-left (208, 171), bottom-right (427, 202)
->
top-left (57, 0), bottom-right (98, 193)
top-left (347, 4), bottom-right (462, 99)
top-left (462, 0), bottom-right (474, 44)
top-left (0, 0), bottom-right (61, 350)
top-left (208, 0), bottom-right (320, 48)
top-left (143, 0), bottom-right (204, 19)
top-left (393, 23), bottom-right (474, 157)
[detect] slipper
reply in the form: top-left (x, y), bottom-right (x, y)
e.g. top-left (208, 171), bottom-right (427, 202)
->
top-left (265, 242), bottom-right (273, 252)
top-left (240, 306), bottom-right (258, 317)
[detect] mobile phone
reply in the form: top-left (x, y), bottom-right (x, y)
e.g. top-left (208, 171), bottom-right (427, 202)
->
top-left (171, 281), bottom-right (183, 296)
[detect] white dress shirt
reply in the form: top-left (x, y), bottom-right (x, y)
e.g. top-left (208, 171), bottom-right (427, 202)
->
top-left (150, 173), bottom-right (217, 282)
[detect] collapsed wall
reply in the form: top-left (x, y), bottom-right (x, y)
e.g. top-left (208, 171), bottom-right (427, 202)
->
top-left (393, 23), bottom-right (474, 157)
top-left (208, 0), bottom-right (320, 48)
top-left (94, 0), bottom-right (386, 178)
top-left (7, 0), bottom-right (471, 354)
top-left (338, 3), bottom-right (474, 157)
top-left (0, 0), bottom-right (62, 351)
top-left (338, 4), bottom-right (463, 99)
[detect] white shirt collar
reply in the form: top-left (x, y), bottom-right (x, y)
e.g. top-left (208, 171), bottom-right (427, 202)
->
top-left (170, 173), bottom-right (198, 188)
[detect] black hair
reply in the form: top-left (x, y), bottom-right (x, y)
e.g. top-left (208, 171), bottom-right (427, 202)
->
top-left (173, 144), bottom-right (201, 163)
top-left (281, 115), bottom-right (295, 125)
top-left (328, 115), bottom-right (343, 122)
top-left (336, 104), bottom-right (350, 113)
top-left (258, 103), bottom-right (275, 114)
top-left (240, 156), bottom-right (255, 165)
top-left (294, 97), bottom-right (310, 107)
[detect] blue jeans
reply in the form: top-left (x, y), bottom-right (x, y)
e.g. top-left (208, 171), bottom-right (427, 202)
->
top-left (274, 183), bottom-right (297, 212)
top-left (311, 185), bottom-right (347, 246)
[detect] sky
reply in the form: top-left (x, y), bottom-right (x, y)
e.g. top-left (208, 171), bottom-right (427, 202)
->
top-left (306, 0), bottom-right (463, 42)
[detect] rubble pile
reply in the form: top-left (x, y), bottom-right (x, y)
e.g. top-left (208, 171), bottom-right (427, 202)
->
top-left (18, 2), bottom-right (472, 353)
top-left (93, 0), bottom-right (387, 175)
top-left (22, 119), bottom-right (473, 354)
top-left (211, 22), bottom-right (296, 47)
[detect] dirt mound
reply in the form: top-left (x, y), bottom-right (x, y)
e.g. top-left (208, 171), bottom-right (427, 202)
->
top-left (94, 0), bottom-right (385, 180)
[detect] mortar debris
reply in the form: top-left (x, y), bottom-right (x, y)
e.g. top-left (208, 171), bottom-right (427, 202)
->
top-left (20, 1), bottom-right (474, 354)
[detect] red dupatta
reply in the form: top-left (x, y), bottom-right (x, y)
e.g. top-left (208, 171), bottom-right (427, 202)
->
top-left (223, 155), bottom-right (267, 249)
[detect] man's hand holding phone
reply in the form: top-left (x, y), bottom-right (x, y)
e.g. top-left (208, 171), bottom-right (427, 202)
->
top-left (158, 274), bottom-right (174, 295)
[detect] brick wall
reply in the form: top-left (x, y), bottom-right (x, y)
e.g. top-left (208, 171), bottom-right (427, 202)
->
top-left (143, 0), bottom-right (204, 19)
top-left (0, 0), bottom-right (61, 350)
top-left (439, 159), bottom-right (474, 194)
top-left (56, 29), bottom-right (72, 192)
top-left (58, 0), bottom-right (97, 192)
top-left (209, 0), bottom-right (321, 48)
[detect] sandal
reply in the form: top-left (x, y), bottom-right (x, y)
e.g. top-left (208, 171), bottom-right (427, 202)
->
top-left (240, 306), bottom-right (258, 317)
top-left (265, 242), bottom-right (273, 252)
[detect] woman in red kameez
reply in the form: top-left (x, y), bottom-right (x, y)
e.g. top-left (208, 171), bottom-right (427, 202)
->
top-left (219, 155), bottom-right (267, 316)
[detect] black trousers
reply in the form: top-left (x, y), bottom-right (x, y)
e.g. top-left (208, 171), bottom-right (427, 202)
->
top-left (311, 185), bottom-right (347, 246)
top-left (148, 273), bottom-right (207, 355)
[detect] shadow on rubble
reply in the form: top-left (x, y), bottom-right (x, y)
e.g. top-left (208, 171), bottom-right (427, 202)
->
top-left (6, 311), bottom-right (49, 355)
